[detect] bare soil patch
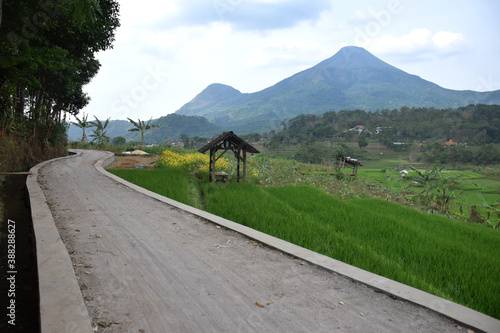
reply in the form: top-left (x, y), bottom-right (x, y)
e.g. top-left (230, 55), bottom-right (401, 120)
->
top-left (364, 142), bottom-right (393, 153)
top-left (106, 154), bottom-right (159, 170)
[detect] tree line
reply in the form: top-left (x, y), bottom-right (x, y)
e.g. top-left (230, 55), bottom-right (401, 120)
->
top-left (272, 104), bottom-right (500, 146)
top-left (266, 104), bottom-right (500, 165)
top-left (0, 0), bottom-right (120, 171)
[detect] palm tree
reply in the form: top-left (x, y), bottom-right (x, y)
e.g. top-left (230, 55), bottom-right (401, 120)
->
top-left (127, 117), bottom-right (158, 151)
top-left (72, 113), bottom-right (95, 142)
top-left (90, 116), bottom-right (110, 146)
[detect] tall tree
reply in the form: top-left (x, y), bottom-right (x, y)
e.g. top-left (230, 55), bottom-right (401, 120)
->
top-left (127, 117), bottom-right (158, 151)
top-left (0, 0), bottom-right (120, 167)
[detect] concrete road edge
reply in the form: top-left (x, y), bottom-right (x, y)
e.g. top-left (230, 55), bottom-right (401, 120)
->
top-left (28, 152), bottom-right (93, 333)
top-left (97, 151), bottom-right (499, 333)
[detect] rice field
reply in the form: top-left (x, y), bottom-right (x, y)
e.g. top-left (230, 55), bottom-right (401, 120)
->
top-left (201, 183), bottom-right (500, 319)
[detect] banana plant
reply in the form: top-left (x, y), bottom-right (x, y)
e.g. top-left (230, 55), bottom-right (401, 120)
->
top-left (90, 116), bottom-right (110, 146)
top-left (72, 113), bottom-right (95, 142)
top-left (127, 117), bottom-right (158, 151)
top-left (409, 163), bottom-right (459, 212)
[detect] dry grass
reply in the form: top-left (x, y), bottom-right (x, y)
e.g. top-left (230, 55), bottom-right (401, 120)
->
top-left (0, 135), bottom-right (66, 172)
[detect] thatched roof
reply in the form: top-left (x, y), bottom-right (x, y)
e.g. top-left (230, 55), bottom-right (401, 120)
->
top-left (198, 131), bottom-right (260, 154)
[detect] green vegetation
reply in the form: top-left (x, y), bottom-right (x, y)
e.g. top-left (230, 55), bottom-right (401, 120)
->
top-left (72, 113), bottom-right (95, 142)
top-left (203, 184), bottom-right (499, 318)
top-left (109, 168), bottom-right (192, 206)
top-left (90, 117), bottom-right (111, 146)
top-left (270, 105), bottom-right (500, 156)
top-left (130, 114), bottom-right (221, 143)
top-left (108, 148), bottom-right (500, 319)
top-left (0, 0), bottom-right (120, 171)
top-left (68, 113), bottom-right (223, 143)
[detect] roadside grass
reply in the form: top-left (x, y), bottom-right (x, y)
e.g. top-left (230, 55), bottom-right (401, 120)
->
top-left (108, 168), bottom-right (192, 207)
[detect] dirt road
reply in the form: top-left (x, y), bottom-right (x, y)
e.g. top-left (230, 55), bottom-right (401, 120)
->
top-left (38, 150), bottom-right (461, 332)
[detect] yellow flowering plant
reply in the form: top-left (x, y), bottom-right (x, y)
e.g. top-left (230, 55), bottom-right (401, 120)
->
top-left (158, 150), bottom-right (229, 173)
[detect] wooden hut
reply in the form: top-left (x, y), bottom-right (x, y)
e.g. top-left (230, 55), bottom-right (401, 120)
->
top-left (198, 131), bottom-right (260, 183)
top-left (339, 156), bottom-right (363, 176)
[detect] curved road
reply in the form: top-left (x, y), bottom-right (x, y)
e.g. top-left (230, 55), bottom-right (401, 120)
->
top-left (37, 150), bottom-right (462, 332)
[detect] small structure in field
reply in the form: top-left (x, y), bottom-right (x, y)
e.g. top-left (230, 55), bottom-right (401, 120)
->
top-left (339, 156), bottom-right (363, 176)
top-left (198, 131), bottom-right (260, 183)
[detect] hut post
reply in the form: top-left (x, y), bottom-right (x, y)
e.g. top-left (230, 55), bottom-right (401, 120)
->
top-left (243, 149), bottom-right (247, 182)
top-left (210, 147), bottom-right (216, 183)
top-left (236, 148), bottom-right (241, 183)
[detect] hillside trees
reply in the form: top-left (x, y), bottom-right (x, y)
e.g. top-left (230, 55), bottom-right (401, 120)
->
top-left (0, 0), bottom-right (120, 170)
top-left (265, 104), bottom-right (500, 165)
top-left (299, 105), bottom-right (499, 146)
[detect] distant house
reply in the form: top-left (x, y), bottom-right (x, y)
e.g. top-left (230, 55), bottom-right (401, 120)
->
top-left (349, 125), bottom-right (373, 135)
top-left (444, 139), bottom-right (458, 147)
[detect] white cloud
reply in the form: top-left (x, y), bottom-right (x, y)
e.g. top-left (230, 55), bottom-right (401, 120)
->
top-left (432, 31), bottom-right (467, 54)
top-left (356, 28), bottom-right (467, 59)
top-left (151, 0), bottom-right (332, 31)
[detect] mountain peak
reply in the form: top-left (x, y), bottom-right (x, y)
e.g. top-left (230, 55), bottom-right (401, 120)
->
top-left (201, 83), bottom-right (241, 98)
top-left (176, 46), bottom-right (500, 133)
top-left (175, 83), bottom-right (241, 117)
top-left (314, 46), bottom-right (395, 71)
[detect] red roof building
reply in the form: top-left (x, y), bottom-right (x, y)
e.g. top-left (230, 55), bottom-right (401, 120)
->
top-left (444, 139), bottom-right (458, 147)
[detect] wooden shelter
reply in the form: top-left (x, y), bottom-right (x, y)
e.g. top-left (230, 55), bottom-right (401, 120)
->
top-left (339, 156), bottom-right (363, 176)
top-left (198, 131), bottom-right (260, 183)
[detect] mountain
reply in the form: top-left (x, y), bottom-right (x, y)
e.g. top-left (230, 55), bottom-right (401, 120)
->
top-left (176, 46), bottom-right (500, 133)
top-left (68, 114), bottom-right (222, 143)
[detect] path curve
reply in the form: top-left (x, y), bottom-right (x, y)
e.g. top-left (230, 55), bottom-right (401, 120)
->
top-left (33, 150), bottom-right (497, 332)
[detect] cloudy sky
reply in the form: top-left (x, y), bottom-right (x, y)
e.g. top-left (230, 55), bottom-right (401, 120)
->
top-left (81, 0), bottom-right (500, 122)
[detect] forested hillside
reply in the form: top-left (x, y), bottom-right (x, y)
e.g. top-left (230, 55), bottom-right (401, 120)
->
top-left (272, 104), bottom-right (500, 145)
top-left (268, 104), bottom-right (500, 165)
